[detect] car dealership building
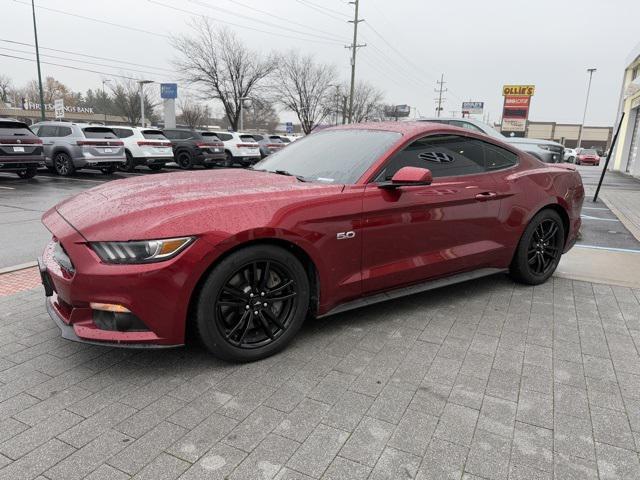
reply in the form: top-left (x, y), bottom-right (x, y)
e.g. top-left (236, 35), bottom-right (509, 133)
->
top-left (611, 41), bottom-right (640, 178)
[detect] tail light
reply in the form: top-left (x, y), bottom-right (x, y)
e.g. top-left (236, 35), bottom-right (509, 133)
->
top-left (195, 142), bottom-right (224, 148)
top-left (0, 138), bottom-right (43, 144)
top-left (136, 141), bottom-right (171, 146)
top-left (236, 143), bottom-right (259, 148)
top-left (267, 143), bottom-right (283, 148)
top-left (77, 140), bottom-right (124, 146)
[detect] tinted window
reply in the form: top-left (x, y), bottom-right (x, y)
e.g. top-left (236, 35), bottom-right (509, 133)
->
top-left (82, 127), bottom-right (117, 139)
top-left (36, 125), bottom-right (58, 137)
top-left (112, 128), bottom-right (134, 138)
top-left (582, 149), bottom-right (598, 155)
top-left (141, 130), bottom-right (167, 140)
top-left (240, 135), bottom-right (256, 142)
top-left (375, 135), bottom-right (485, 181)
top-left (200, 132), bottom-right (221, 141)
top-left (214, 132), bottom-right (232, 141)
top-left (254, 129), bottom-right (401, 184)
top-left (252, 134), bottom-right (264, 141)
top-left (57, 126), bottom-right (72, 137)
top-left (268, 136), bottom-right (283, 143)
top-left (162, 130), bottom-right (179, 140)
top-left (484, 143), bottom-right (518, 170)
top-left (280, 137), bottom-right (291, 143)
top-left (0, 125), bottom-right (35, 136)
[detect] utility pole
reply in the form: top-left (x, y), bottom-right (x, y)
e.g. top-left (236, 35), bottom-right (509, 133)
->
top-left (434, 74), bottom-right (447, 117)
top-left (31, 0), bottom-right (45, 121)
top-left (346, 0), bottom-right (365, 124)
top-left (138, 80), bottom-right (153, 127)
top-left (239, 97), bottom-right (250, 131)
top-left (577, 68), bottom-right (597, 148)
top-left (102, 79), bottom-right (111, 124)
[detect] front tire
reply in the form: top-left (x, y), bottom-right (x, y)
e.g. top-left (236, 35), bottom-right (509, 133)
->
top-left (16, 168), bottom-right (37, 179)
top-left (509, 209), bottom-right (565, 285)
top-left (195, 245), bottom-right (310, 362)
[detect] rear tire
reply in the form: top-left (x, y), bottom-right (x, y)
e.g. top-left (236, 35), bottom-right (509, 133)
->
top-left (177, 151), bottom-right (193, 170)
top-left (53, 152), bottom-right (75, 176)
top-left (509, 209), bottom-right (565, 285)
top-left (224, 152), bottom-right (234, 168)
top-left (16, 168), bottom-right (37, 179)
top-left (195, 245), bottom-right (310, 362)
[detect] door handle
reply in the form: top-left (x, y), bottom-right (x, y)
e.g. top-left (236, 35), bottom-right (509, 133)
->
top-left (475, 191), bottom-right (498, 201)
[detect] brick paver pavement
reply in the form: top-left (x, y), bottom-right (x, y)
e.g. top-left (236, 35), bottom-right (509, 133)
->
top-left (1, 274), bottom-right (640, 479)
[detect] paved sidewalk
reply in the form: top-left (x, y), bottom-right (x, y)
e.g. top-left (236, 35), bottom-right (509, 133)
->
top-left (601, 189), bottom-right (640, 242)
top-left (1, 275), bottom-right (640, 479)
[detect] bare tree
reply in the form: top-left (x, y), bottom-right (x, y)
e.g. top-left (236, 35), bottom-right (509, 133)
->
top-left (243, 97), bottom-right (279, 132)
top-left (178, 97), bottom-right (207, 129)
top-left (109, 78), bottom-right (157, 126)
top-left (23, 76), bottom-right (75, 105)
top-left (172, 20), bottom-right (276, 131)
top-left (272, 51), bottom-right (337, 134)
top-left (350, 81), bottom-right (385, 123)
top-left (0, 74), bottom-right (12, 103)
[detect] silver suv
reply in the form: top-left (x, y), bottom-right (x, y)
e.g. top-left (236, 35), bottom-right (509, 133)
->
top-left (31, 121), bottom-right (125, 176)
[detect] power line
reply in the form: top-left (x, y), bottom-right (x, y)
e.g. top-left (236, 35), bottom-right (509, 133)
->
top-left (0, 38), bottom-right (176, 74)
top-left (0, 46), bottom-right (170, 79)
top-left (295, 0), bottom-right (349, 22)
top-left (297, 0), bottom-right (350, 19)
top-left (148, 0), bottom-right (343, 45)
top-left (190, 0), bottom-right (346, 43)
top-left (13, 0), bottom-right (171, 39)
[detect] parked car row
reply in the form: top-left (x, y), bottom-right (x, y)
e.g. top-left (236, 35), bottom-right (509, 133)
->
top-left (0, 118), bottom-right (292, 178)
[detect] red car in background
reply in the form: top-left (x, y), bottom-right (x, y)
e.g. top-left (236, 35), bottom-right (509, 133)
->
top-left (39, 122), bottom-right (584, 362)
top-left (575, 149), bottom-right (601, 166)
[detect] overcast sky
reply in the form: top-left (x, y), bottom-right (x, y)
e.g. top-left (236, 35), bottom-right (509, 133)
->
top-left (2, 0), bottom-right (639, 126)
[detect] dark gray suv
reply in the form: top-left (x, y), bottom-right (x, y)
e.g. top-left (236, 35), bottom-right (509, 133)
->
top-left (32, 122), bottom-right (125, 176)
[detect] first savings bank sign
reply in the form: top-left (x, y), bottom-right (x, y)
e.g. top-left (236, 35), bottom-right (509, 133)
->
top-left (23, 101), bottom-right (94, 114)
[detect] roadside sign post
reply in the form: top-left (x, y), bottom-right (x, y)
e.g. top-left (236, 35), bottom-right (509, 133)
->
top-left (593, 111), bottom-right (625, 203)
top-left (160, 83), bottom-right (177, 129)
top-left (286, 122), bottom-right (293, 134)
top-left (54, 99), bottom-right (64, 119)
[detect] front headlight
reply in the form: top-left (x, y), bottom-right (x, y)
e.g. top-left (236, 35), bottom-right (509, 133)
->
top-left (90, 237), bottom-right (195, 264)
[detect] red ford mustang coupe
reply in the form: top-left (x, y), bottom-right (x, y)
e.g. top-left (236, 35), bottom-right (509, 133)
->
top-left (39, 122), bottom-right (584, 361)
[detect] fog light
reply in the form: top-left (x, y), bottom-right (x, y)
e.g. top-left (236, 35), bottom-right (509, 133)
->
top-left (92, 309), bottom-right (149, 332)
top-left (90, 302), bottom-right (130, 313)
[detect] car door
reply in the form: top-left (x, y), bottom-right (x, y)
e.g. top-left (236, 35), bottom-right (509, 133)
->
top-left (35, 125), bottom-right (58, 160)
top-left (361, 134), bottom-right (505, 294)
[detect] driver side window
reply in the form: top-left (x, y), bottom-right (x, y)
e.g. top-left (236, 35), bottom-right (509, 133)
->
top-left (375, 134), bottom-right (485, 181)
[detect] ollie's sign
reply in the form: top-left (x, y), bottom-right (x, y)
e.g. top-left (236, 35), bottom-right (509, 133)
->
top-left (501, 85), bottom-right (535, 136)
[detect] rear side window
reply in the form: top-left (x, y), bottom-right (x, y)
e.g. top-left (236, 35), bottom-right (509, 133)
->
top-left (484, 143), bottom-right (518, 170)
top-left (215, 132), bottom-right (232, 141)
top-left (268, 136), bottom-right (283, 143)
top-left (252, 135), bottom-right (264, 141)
top-left (112, 128), bottom-right (134, 138)
top-left (36, 125), bottom-right (58, 137)
top-left (141, 130), bottom-right (167, 140)
top-left (57, 126), bottom-right (72, 137)
top-left (240, 135), bottom-right (256, 142)
top-left (376, 134), bottom-right (485, 180)
top-left (200, 132), bottom-right (221, 141)
top-left (162, 130), bottom-right (178, 140)
top-left (83, 127), bottom-right (117, 139)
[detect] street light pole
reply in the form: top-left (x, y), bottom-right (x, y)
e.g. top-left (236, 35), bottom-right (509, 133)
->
top-left (239, 97), bottom-right (250, 131)
top-left (31, 0), bottom-right (45, 121)
top-left (102, 79), bottom-right (111, 124)
top-left (577, 68), bottom-right (597, 149)
top-left (137, 80), bottom-right (153, 127)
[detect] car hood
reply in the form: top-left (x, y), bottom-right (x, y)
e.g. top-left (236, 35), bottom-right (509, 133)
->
top-left (51, 169), bottom-right (343, 241)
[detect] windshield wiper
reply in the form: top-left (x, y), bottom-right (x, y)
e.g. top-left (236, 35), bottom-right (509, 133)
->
top-left (273, 170), bottom-right (307, 182)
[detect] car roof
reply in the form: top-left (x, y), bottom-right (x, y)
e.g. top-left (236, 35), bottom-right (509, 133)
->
top-left (326, 121), bottom-right (460, 137)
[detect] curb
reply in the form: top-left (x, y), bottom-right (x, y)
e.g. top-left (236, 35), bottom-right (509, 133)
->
top-left (600, 192), bottom-right (640, 243)
top-left (0, 261), bottom-right (38, 275)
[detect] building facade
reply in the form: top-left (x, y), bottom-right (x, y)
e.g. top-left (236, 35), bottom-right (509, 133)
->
top-left (525, 121), bottom-right (613, 152)
top-left (611, 42), bottom-right (640, 178)
top-left (0, 105), bottom-right (130, 125)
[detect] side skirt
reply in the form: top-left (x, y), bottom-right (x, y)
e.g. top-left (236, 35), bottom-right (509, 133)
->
top-left (318, 268), bottom-right (506, 318)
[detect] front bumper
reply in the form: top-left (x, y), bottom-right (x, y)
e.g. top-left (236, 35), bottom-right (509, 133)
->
top-left (38, 211), bottom-right (211, 348)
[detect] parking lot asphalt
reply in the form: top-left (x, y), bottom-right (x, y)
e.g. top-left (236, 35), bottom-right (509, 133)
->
top-left (1, 275), bottom-right (640, 479)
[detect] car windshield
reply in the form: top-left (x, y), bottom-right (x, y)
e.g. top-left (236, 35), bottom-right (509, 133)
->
top-left (0, 124), bottom-right (33, 136)
top-left (253, 129), bottom-right (401, 184)
top-left (582, 149), bottom-right (597, 155)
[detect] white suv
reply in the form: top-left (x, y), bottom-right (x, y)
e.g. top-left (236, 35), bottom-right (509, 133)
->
top-left (211, 131), bottom-right (261, 167)
top-left (109, 126), bottom-right (174, 171)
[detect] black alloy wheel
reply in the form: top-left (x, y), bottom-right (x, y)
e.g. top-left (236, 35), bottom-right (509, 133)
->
top-left (196, 245), bottom-right (309, 362)
top-left (510, 209), bottom-right (565, 285)
top-left (223, 152), bottom-right (234, 167)
top-left (177, 151), bottom-right (193, 169)
top-left (216, 260), bottom-right (297, 348)
top-left (54, 152), bottom-right (75, 176)
top-left (527, 219), bottom-right (561, 276)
